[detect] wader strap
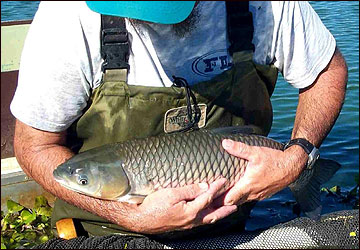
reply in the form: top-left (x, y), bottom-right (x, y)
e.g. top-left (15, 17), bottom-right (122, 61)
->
top-left (226, 1), bottom-right (254, 55)
top-left (101, 15), bottom-right (130, 71)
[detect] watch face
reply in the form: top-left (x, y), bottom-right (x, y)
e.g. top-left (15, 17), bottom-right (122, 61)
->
top-left (308, 148), bottom-right (320, 169)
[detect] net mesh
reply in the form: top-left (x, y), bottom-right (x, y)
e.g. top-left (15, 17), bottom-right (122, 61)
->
top-left (33, 209), bottom-right (358, 249)
top-left (33, 235), bottom-right (164, 249)
top-left (163, 209), bottom-right (359, 249)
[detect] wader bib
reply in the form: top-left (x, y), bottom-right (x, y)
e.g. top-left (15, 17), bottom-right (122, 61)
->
top-left (51, 2), bottom-right (278, 238)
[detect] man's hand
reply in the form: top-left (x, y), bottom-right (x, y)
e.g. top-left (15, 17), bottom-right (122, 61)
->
top-left (220, 47), bottom-right (347, 206)
top-left (126, 178), bottom-right (238, 234)
top-left (221, 139), bottom-right (307, 206)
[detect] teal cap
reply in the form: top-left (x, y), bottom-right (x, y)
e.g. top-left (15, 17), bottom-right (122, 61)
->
top-left (86, 1), bottom-right (196, 24)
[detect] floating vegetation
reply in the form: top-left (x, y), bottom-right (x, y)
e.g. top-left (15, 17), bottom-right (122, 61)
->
top-left (320, 174), bottom-right (359, 210)
top-left (320, 184), bottom-right (359, 210)
top-left (1, 196), bottom-right (54, 249)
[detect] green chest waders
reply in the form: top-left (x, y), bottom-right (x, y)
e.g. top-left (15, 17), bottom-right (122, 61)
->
top-left (51, 2), bottom-right (278, 239)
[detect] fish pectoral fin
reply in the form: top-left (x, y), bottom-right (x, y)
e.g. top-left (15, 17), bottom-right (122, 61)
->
top-left (117, 194), bottom-right (146, 204)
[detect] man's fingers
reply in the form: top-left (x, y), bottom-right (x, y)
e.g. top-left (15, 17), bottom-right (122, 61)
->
top-left (223, 180), bottom-right (249, 205)
top-left (222, 139), bottom-right (252, 160)
top-left (200, 205), bottom-right (238, 224)
top-left (185, 178), bottom-right (237, 225)
top-left (187, 178), bottom-right (228, 211)
top-left (169, 182), bottom-right (209, 203)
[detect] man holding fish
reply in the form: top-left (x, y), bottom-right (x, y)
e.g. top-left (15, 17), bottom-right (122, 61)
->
top-left (11, 1), bottom-right (347, 238)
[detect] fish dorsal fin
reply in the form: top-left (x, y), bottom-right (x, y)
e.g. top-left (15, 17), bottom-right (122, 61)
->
top-left (211, 126), bottom-right (261, 135)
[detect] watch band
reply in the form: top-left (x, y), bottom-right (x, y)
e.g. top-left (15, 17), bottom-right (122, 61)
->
top-left (284, 138), bottom-right (320, 169)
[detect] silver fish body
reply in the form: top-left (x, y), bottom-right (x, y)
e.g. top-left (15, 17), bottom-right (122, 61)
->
top-left (53, 126), bottom-right (340, 217)
top-left (116, 128), bottom-right (283, 198)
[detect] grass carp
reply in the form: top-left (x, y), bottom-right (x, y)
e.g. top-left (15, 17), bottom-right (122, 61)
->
top-left (53, 126), bottom-right (341, 218)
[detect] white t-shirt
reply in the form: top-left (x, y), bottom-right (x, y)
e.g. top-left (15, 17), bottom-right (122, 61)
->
top-left (10, 1), bottom-right (336, 132)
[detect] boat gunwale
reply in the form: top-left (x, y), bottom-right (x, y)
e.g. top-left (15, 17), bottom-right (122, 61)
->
top-left (1, 20), bottom-right (32, 26)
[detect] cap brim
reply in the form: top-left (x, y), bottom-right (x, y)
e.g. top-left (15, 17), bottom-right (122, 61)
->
top-left (86, 1), bottom-right (196, 24)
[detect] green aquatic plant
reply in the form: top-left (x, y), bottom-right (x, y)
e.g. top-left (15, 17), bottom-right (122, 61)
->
top-left (320, 174), bottom-right (359, 209)
top-left (320, 185), bottom-right (359, 209)
top-left (1, 196), bottom-right (54, 249)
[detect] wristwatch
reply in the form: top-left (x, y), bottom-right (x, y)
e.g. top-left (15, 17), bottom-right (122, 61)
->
top-left (284, 138), bottom-right (320, 169)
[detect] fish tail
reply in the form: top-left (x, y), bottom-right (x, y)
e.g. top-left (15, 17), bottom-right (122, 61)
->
top-left (289, 158), bottom-right (341, 220)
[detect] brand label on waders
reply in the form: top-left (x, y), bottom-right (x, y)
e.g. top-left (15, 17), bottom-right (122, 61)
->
top-left (164, 104), bottom-right (207, 133)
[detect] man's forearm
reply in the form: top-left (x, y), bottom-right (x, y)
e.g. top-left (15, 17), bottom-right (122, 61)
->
top-left (283, 47), bottom-right (348, 182)
top-left (13, 120), bottom-right (137, 230)
top-left (292, 47), bottom-right (348, 147)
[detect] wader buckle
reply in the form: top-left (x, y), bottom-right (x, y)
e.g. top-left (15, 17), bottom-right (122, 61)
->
top-left (101, 28), bottom-right (130, 71)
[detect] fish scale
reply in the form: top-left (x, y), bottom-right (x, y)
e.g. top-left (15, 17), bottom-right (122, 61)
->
top-left (113, 129), bottom-right (284, 191)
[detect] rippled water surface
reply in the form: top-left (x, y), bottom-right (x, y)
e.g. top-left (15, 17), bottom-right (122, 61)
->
top-left (1, 1), bottom-right (40, 22)
top-left (1, 1), bottom-right (358, 230)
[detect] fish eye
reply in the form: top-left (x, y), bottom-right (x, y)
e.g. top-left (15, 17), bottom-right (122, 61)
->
top-left (77, 175), bottom-right (88, 185)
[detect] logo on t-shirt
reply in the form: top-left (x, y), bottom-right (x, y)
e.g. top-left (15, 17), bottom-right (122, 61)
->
top-left (191, 49), bottom-right (232, 77)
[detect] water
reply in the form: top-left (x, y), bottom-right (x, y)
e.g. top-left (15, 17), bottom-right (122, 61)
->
top-left (1, 1), bottom-right (359, 230)
top-left (1, 1), bottom-right (40, 22)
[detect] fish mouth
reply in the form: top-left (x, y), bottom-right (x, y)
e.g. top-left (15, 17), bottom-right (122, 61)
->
top-left (53, 169), bottom-right (70, 187)
top-left (53, 171), bottom-right (83, 194)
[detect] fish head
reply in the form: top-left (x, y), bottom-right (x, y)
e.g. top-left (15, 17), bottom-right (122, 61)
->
top-left (53, 145), bottom-right (130, 200)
